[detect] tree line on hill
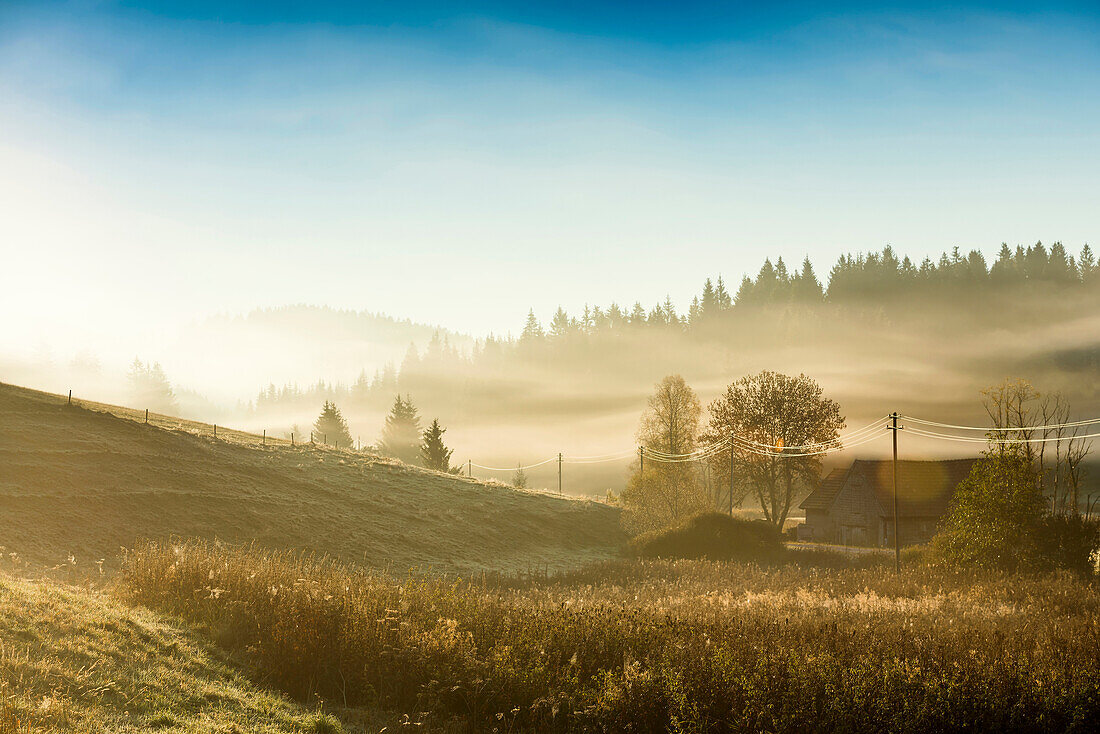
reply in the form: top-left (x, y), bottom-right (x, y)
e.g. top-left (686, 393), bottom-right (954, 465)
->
top-left (248, 242), bottom-right (1100, 424)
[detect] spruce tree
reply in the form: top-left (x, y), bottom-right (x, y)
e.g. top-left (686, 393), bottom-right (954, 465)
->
top-left (313, 401), bottom-right (353, 448)
top-left (380, 395), bottom-right (422, 464)
top-left (420, 418), bottom-right (454, 472)
top-left (128, 358), bottom-right (179, 414)
top-left (714, 276), bottom-right (732, 310)
top-left (512, 464), bottom-right (528, 489)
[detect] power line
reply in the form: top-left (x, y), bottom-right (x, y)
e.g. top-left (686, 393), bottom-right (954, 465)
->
top-left (901, 414), bottom-right (1100, 432)
top-left (469, 456), bottom-right (559, 472)
top-left (906, 426), bottom-right (1100, 445)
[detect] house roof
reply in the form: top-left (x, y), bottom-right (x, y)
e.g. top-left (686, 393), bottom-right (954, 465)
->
top-left (853, 458), bottom-right (977, 518)
top-left (801, 458), bottom-right (978, 517)
top-left (799, 467), bottom-right (849, 511)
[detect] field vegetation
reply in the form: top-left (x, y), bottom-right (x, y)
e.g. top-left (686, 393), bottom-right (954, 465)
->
top-left (0, 570), bottom-right (343, 733)
top-left (123, 539), bottom-right (1100, 733)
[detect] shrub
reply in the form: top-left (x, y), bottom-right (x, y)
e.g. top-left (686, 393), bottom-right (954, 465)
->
top-left (932, 457), bottom-right (1046, 571)
top-left (630, 512), bottom-right (783, 562)
top-left (1035, 515), bottom-right (1100, 575)
top-left (932, 457), bottom-right (1100, 575)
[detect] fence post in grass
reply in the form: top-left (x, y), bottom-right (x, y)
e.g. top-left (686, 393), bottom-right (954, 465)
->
top-left (145, 409), bottom-right (149, 424)
top-left (291, 432), bottom-right (295, 447)
top-left (214, 424), bottom-right (217, 438)
top-left (262, 429), bottom-right (266, 447)
top-left (68, 389), bottom-right (72, 405)
top-left (310, 431), bottom-right (314, 445)
top-left (467, 459), bottom-right (472, 478)
top-left (324, 433), bottom-right (327, 446)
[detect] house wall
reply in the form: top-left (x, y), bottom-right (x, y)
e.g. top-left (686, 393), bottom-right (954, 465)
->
top-left (829, 470), bottom-right (884, 546)
top-left (804, 508), bottom-right (834, 542)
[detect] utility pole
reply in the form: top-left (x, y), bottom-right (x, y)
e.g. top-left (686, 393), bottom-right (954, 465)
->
top-left (639, 446), bottom-right (644, 479)
top-left (558, 453), bottom-right (563, 496)
top-left (887, 412), bottom-right (902, 574)
top-left (728, 436), bottom-right (735, 516)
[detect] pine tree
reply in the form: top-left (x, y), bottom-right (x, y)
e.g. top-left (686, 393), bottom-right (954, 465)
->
top-left (128, 358), bottom-right (178, 414)
top-left (313, 400), bottom-right (353, 448)
top-left (512, 464), bottom-right (528, 489)
top-left (700, 278), bottom-right (716, 316)
top-left (715, 276), bottom-right (732, 310)
top-left (521, 309), bottom-right (544, 341)
top-left (1079, 244), bottom-right (1096, 282)
top-left (549, 307), bottom-right (571, 338)
top-left (380, 394), bottom-right (422, 464)
top-left (794, 257), bottom-right (824, 302)
top-left (420, 418), bottom-right (454, 472)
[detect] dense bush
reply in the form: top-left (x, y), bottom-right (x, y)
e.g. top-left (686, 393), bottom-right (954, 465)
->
top-left (630, 512), bottom-right (783, 562)
top-left (933, 457), bottom-right (1100, 574)
top-left (123, 540), bottom-right (1100, 733)
top-left (933, 457), bottom-right (1046, 571)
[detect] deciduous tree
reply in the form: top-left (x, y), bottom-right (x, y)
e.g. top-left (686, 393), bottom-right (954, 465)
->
top-left (619, 375), bottom-right (708, 533)
top-left (702, 371), bottom-right (843, 528)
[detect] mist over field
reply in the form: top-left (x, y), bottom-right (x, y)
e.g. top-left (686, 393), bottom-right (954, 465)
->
top-left (5, 244), bottom-right (1099, 496)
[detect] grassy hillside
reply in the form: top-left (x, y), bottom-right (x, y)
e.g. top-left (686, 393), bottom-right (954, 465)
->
top-left (0, 571), bottom-right (345, 733)
top-left (0, 382), bottom-right (625, 575)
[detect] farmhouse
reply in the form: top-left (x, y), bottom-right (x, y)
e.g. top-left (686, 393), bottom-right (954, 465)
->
top-left (799, 459), bottom-right (977, 546)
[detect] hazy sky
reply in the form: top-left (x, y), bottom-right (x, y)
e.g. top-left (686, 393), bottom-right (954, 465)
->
top-left (2, 0), bottom-right (1099, 357)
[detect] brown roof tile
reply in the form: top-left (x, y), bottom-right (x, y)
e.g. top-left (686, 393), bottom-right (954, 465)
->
top-left (853, 458), bottom-right (977, 517)
top-left (800, 467), bottom-right (849, 511)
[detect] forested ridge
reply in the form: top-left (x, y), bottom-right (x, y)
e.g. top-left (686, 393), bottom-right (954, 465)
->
top-left (250, 242), bottom-right (1100, 424)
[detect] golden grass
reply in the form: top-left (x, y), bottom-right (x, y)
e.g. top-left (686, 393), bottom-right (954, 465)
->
top-left (124, 540), bottom-right (1100, 733)
top-left (0, 571), bottom-right (343, 733)
top-left (0, 381), bottom-right (625, 576)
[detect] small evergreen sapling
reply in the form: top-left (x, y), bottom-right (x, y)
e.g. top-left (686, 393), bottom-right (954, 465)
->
top-left (420, 418), bottom-right (455, 472)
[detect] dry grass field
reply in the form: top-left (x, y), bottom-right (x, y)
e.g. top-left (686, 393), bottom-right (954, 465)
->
top-left (0, 382), bottom-right (625, 575)
top-left (0, 570), bottom-right (347, 733)
top-left (124, 540), bottom-right (1100, 733)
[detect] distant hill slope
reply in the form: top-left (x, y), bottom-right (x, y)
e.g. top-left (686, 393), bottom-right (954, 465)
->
top-left (0, 383), bottom-right (625, 574)
top-left (0, 571), bottom-right (347, 732)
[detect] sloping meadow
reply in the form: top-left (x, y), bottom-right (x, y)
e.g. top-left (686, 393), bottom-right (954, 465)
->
top-left (122, 541), bottom-right (1100, 733)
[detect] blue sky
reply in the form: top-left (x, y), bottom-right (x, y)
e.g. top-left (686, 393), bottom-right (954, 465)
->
top-left (2, 1), bottom-right (1099, 357)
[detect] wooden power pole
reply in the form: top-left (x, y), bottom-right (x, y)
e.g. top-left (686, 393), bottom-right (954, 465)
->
top-left (728, 435), bottom-right (735, 516)
top-left (888, 412), bottom-right (902, 574)
top-left (558, 453), bottom-right (563, 496)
